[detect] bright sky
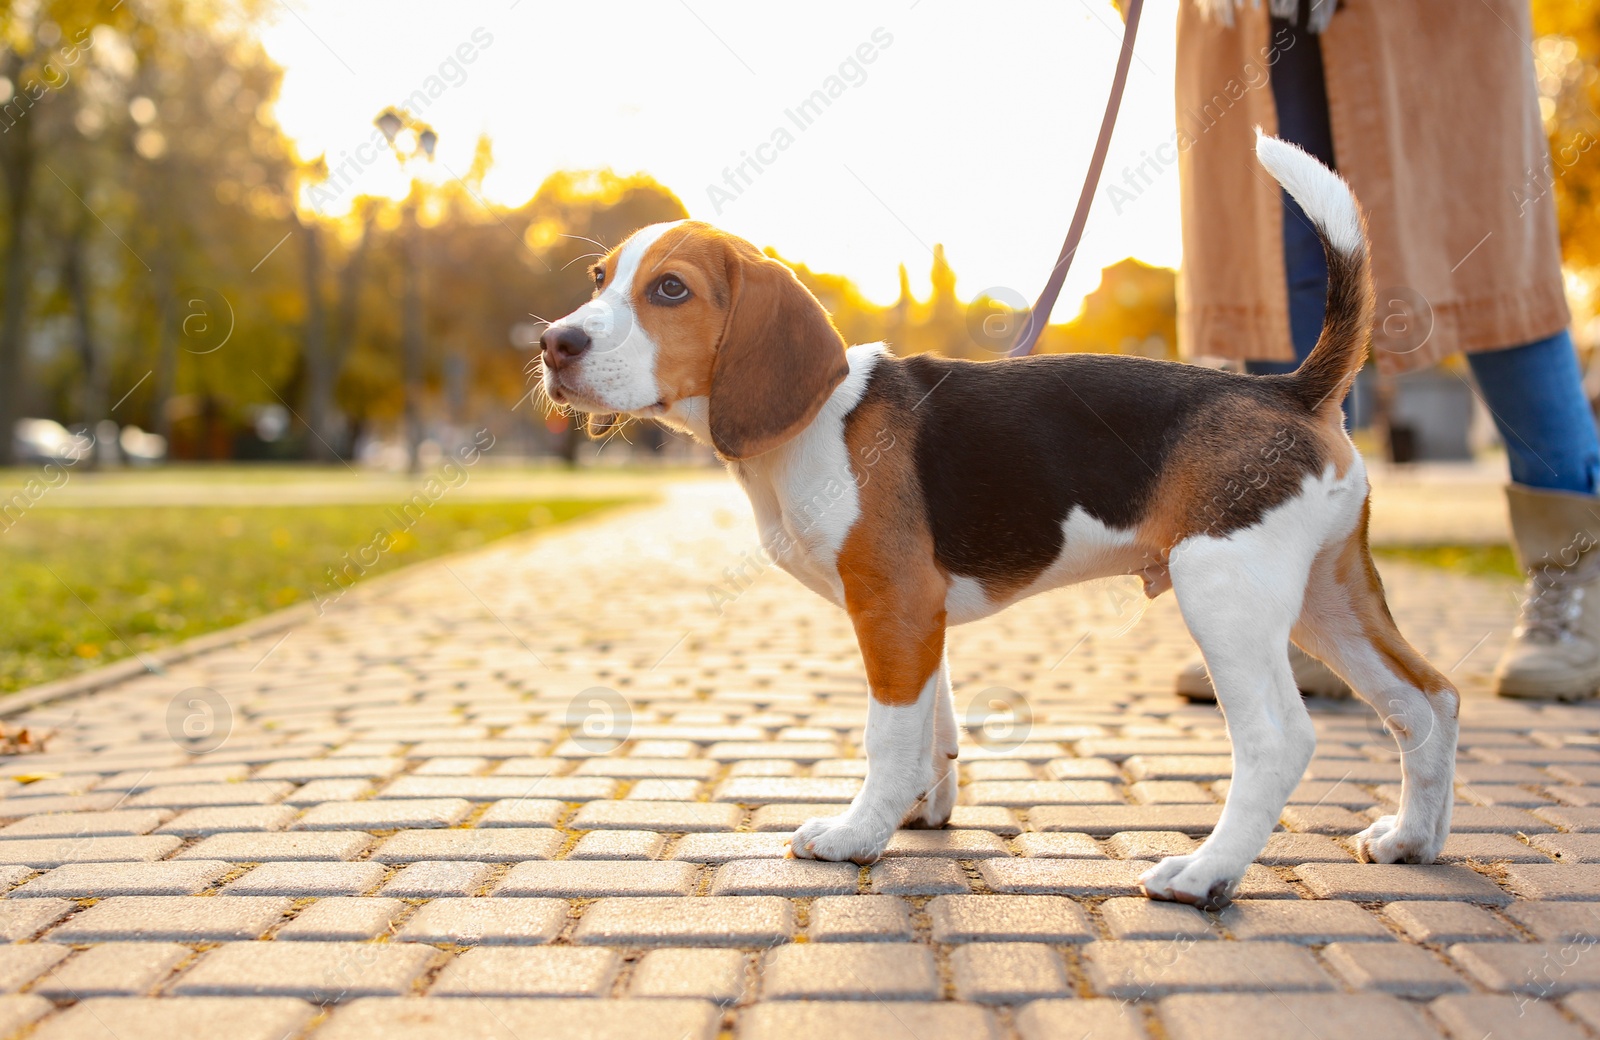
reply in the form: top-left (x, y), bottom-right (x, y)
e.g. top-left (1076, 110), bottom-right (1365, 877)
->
top-left (259, 0), bottom-right (1183, 319)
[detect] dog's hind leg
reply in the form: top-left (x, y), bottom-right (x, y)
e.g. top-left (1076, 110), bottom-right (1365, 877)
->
top-left (1293, 499), bottom-right (1458, 863)
top-left (1140, 526), bottom-right (1317, 910)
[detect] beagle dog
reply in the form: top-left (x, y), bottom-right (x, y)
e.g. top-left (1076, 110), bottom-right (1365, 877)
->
top-left (539, 133), bottom-right (1459, 909)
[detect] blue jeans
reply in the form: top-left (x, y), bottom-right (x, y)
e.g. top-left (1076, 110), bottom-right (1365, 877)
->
top-left (1248, 14), bottom-right (1600, 494)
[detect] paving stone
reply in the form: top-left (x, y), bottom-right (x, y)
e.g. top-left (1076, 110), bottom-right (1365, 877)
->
top-left (1256, 831), bottom-right (1356, 865)
top-left (1217, 899), bottom-right (1389, 943)
top-left (178, 830), bottom-right (373, 862)
top-left (929, 894), bottom-right (1095, 943)
top-left (154, 806), bottom-right (299, 835)
top-left (1502, 900), bottom-right (1600, 940)
top-left (291, 798), bottom-right (472, 830)
top-left (1502, 864), bottom-right (1600, 900)
top-left (1534, 806), bottom-right (1600, 831)
top-left (708, 858), bottom-right (856, 896)
top-left (281, 780), bottom-right (373, 806)
top-left (978, 858), bottom-right (1152, 896)
top-left (1158, 993), bottom-right (1439, 1040)
top-left (398, 897), bottom-right (568, 945)
top-left (568, 830), bottom-right (665, 860)
top-left (170, 941), bottom-right (437, 1000)
top-left (254, 757), bottom-right (404, 781)
top-left (627, 779), bottom-right (705, 801)
top-left (1278, 805), bottom-right (1372, 834)
top-left (1531, 833), bottom-right (1600, 863)
top-left (951, 942), bottom-right (1069, 1003)
top-left (1015, 999), bottom-right (1150, 1040)
top-left (0, 809), bottom-right (173, 838)
top-left (0, 944), bottom-right (70, 991)
top-left (0, 794), bottom-right (126, 817)
top-left (468, 798), bottom-right (568, 829)
top-left (1013, 832), bottom-right (1106, 858)
top-left (32, 942), bottom-right (191, 998)
top-left (1321, 941), bottom-right (1468, 997)
top-left (498, 860), bottom-right (699, 897)
top-left (882, 829), bottom-right (1010, 857)
top-left (1085, 940), bottom-right (1335, 997)
top-left (276, 897), bottom-right (407, 941)
top-left (1432, 993), bottom-right (1592, 1040)
top-left (947, 805), bottom-right (1022, 834)
top-left (15, 860), bottom-right (231, 898)
top-left (379, 775), bottom-right (616, 802)
top-left (126, 782), bottom-right (294, 808)
top-left (573, 758), bottom-right (718, 780)
top-left (0, 995), bottom-right (51, 1037)
top-left (1106, 830), bottom-right (1198, 860)
top-left (1099, 897), bottom-right (1218, 940)
top-left (1449, 941), bottom-right (1600, 993)
top-left (1295, 863), bottom-right (1511, 903)
top-left (573, 896), bottom-right (794, 947)
top-left (670, 832), bottom-right (792, 862)
top-left (379, 859), bottom-right (491, 897)
top-left (867, 857), bottom-right (969, 895)
top-left (712, 777), bottom-right (859, 804)
top-left (1565, 992), bottom-right (1600, 1036)
top-left (371, 827), bottom-right (563, 862)
top-left (431, 946), bottom-right (619, 996)
top-left (45, 896), bottom-right (292, 942)
top-left (224, 861), bottom-right (386, 897)
top-left (808, 895), bottom-right (913, 942)
top-left (1028, 804), bottom-right (1224, 836)
top-left (1438, 832), bottom-right (1552, 863)
top-left (1444, 805), bottom-right (1550, 833)
top-left (739, 1002), bottom-right (997, 1040)
top-left (0, 835), bottom-right (182, 867)
top-left (1382, 900), bottom-right (1518, 943)
top-left (1129, 780), bottom-right (1216, 804)
top-left (315, 996), bottom-right (719, 1040)
top-left (0, 865), bottom-right (33, 891)
top-left (1123, 755), bottom-right (1234, 781)
top-left (0, 898), bottom-right (72, 941)
top-left (630, 948), bottom-right (747, 1002)
top-left (761, 942), bottom-right (937, 1000)
top-left (570, 800), bottom-right (741, 832)
top-left (27, 996), bottom-right (316, 1040)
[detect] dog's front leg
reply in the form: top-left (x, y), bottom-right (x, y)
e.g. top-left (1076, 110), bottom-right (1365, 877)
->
top-left (791, 576), bottom-right (947, 865)
top-left (790, 657), bottom-right (943, 865)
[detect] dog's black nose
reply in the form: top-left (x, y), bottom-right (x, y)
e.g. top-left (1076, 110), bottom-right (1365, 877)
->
top-left (540, 326), bottom-right (591, 369)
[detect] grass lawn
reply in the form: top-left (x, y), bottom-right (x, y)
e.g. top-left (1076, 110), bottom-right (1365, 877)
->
top-left (0, 497), bottom-right (633, 693)
top-left (1372, 544), bottom-right (1519, 581)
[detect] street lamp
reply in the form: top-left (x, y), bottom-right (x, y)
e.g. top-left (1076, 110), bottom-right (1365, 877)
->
top-left (374, 108), bottom-right (437, 475)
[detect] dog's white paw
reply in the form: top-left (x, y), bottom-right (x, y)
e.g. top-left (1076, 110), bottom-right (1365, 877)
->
top-left (1140, 853), bottom-right (1240, 911)
top-left (1354, 814), bottom-right (1440, 864)
top-left (905, 763), bottom-right (958, 829)
top-left (789, 813), bottom-right (890, 865)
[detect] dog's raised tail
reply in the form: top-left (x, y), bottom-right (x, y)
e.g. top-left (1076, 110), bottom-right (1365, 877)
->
top-left (1253, 129), bottom-right (1374, 415)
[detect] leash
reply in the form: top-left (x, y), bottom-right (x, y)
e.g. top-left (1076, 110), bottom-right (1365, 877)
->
top-left (1009, 0), bottom-right (1145, 357)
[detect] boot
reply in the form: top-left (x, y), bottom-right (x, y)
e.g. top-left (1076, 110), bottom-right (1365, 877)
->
top-left (1175, 645), bottom-right (1351, 702)
top-left (1495, 484), bottom-right (1600, 701)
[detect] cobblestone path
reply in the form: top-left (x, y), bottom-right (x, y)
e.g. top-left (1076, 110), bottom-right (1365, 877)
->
top-left (0, 479), bottom-right (1595, 1039)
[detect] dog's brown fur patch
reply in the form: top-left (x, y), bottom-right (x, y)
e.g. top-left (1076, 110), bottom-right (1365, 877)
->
top-left (838, 391), bottom-right (947, 707)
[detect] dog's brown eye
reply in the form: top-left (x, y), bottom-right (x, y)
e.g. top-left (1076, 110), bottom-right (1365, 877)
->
top-left (653, 276), bottom-right (689, 304)
top-left (591, 265), bottom-right (605, 291)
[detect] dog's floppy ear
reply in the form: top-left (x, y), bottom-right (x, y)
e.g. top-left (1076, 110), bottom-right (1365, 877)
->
top-left (708, 251), bottom-right (850, 460)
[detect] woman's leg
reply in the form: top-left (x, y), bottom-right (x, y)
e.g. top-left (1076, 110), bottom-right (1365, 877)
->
top-left (1465, 331), bottom-right (1600, 494)
top-left (1245, 12), bottom-right (1335, 377)
top-left (1469, 331), bottom-right (1600, 701)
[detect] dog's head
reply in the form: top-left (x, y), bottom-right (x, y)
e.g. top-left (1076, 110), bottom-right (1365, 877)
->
top-left (539, 220), bottom-right (850, 460)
